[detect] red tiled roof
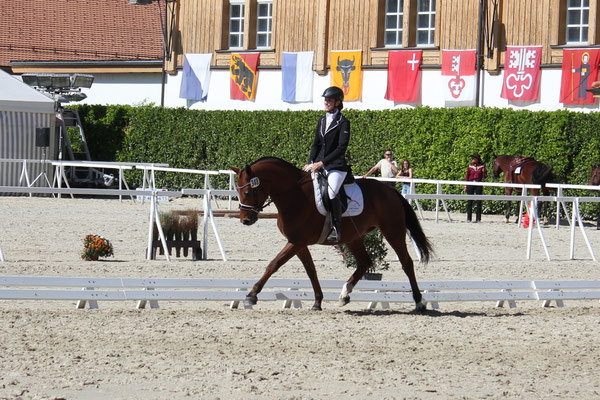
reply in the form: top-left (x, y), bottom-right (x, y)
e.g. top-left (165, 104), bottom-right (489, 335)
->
top-left (0, 0), bottom-right (164, 67)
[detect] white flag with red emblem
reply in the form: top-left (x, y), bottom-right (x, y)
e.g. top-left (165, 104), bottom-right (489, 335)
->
top-left (441, 50), bottom-right (477, 103)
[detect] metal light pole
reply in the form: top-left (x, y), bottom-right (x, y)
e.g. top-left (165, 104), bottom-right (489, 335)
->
top-left (130, 0), bottom-right (175, 107)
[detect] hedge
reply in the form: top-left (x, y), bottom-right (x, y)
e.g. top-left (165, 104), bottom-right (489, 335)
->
top-left (72, 104), bottom-right (600, 218)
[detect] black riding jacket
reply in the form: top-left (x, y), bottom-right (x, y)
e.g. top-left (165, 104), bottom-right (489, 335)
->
top-left (308, 112), bottom-right (350, 171)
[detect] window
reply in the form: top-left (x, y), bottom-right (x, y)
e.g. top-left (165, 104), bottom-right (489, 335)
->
top-left (256, 1), bottom-right (273, 49)
top-left (566, 0), bottom-right (589, 44)
top-left (229, 0), bottom-right (245, 49)
top-left (385, 0), bottom-right (404, 47)
top-left (378, 0), bottom-right (436, 48)
top-left (223, 0), bottom-right (273, 50)
top-left (416, 0), bottom-right (435, 46)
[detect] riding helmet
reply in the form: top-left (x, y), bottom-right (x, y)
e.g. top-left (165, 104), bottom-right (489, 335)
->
top-left (322, 86), bottom-right (344, 102)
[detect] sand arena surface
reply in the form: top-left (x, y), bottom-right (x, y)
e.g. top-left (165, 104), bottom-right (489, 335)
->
top-left (0, 197), bottom-right (599, 399)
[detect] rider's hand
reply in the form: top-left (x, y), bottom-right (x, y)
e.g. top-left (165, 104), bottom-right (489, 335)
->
top-left (310, 161), bottom-right (324, 172)
top-left (303, 164), bottom-right (312, 172)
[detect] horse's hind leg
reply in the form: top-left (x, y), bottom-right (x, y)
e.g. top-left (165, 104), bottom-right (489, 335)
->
top-left (245, 242), bottom-right (297, 306)
top-left (338, 239), bottom-right (372, 306)
top-left (296, 246), bottom-right (324, 311)
top-left (380, 227), bottom-right (425, 312)
top-left (505, 200), bottom-right (512, 223)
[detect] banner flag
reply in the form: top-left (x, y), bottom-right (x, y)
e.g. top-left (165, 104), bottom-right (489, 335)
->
top-left (441, 50), bottom-right (477, 103)
top-left (501, 46), bottom-right (542, 101)
top-left (282, 51), bottom-right (314, 102)
top-left (560, 48), bottom-right (600, 104)
top-left (179, 53), bottom-right (212, 101)
top-left (385, 50), bottom-right (422, 102)
top-left (330, 50), bottom-right (362, 101)
top-left (230, 53), bottom-right (260, 100)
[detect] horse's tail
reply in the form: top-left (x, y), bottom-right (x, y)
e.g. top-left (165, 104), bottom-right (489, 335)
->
top-left (533, 164), bottom-right (554, 186)
top-left (396, 191), bottom-right (433, 263)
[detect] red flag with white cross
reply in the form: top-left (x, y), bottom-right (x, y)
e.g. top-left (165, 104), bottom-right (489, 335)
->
top-left (385, 50), bottom-right (422, 102)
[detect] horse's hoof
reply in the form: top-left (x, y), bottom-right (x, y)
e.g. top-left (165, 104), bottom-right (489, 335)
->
top-left (244, 294), bottom-right (257, 306)
top-left (310, 305), bottom-right (322, 312)
top-left (338, 296), bottom-right (350, 307)
top-left (415, 302), bottom-right (427, 313)
top-left (504, 218), bottom-right (510, 224)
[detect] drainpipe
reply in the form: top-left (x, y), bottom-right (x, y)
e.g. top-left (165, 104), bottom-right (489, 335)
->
top-left (475, 0), bottom-right (485, 107)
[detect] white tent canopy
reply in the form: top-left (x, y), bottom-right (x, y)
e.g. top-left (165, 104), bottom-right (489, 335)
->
top-left (0, 69), bottom-right (55, 113)
top-left (0, 70), bottom-right (57, 189)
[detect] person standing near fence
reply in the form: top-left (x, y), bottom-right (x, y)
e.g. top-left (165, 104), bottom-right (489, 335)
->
top-left (396, 159), bottom-right (414, 195)
top-left (464, 153), bottom-right (487, 223)
top-left (363, 149), bottom-right (399, 187)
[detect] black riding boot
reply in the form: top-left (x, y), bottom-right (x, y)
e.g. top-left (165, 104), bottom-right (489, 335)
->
top-left (327, 196), bottom-right (342, 243)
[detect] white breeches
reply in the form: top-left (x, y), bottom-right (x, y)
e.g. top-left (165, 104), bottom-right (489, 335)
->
top-left (325, 169), bottom-right (347, 199)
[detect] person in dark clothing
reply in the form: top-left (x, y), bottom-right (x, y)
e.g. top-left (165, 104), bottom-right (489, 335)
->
top-left (464, 153), bottom-right (487, 222)
top-left (303, 86), bottom-right (350, 243)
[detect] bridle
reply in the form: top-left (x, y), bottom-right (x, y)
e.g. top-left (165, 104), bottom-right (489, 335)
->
top-left (236, 169), bottom-right (310, 214)
top-left (236, 176), bottom-right (272, 214)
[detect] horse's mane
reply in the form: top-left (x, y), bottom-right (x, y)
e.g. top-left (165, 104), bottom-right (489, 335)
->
top-left (249, 156), bottom-right (302, 173)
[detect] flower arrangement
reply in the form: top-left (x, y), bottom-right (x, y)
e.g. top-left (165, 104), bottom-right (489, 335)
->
top-left (81, 234), bottom-right (114, 261)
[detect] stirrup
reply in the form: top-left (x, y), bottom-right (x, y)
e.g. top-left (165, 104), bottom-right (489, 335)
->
top-left (327, 227), bottom-right (340, 243)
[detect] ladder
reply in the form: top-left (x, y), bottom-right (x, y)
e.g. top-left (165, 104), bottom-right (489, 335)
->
top-left (56, 107), bottom-right (92, 181)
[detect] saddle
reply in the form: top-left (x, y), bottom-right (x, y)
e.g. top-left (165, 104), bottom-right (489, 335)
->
top-left (510, 157), bottom-right (534, 175)
top-left (316, 168), bottom-right (354, 214)
top-left (311, 171), bottom-right (364, 218)
top-left (314, 168), bottom-right (361, 244)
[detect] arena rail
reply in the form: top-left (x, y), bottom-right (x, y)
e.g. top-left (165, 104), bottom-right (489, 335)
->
top-left (2, 173), bottom-right (599, 263)
top-left (0, 276), bottom-right (598, 310)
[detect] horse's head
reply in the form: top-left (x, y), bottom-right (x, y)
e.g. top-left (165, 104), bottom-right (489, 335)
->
top-left (231, 164), bottom-right (268, 226)
top-left (590, 163), bottom-right (600, 186)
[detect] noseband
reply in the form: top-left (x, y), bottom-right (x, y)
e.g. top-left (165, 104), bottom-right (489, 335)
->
top-left (237, 176), bottom-right (272, 214)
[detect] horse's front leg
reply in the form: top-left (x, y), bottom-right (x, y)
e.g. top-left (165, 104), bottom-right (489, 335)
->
top-left (296, 246), bottom-right (323, 311)
top-left (245, 242), bottom-right (298, 306)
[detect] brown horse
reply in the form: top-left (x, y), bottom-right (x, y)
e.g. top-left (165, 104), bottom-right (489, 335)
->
top-left (590, 163), bottom-right (600, 229)
top-left (492, 155), bottom-right (553, 223)
top-left (590, 163), bottom-right (600, 186)
top-left (232, 157), bottom-right (433, 311)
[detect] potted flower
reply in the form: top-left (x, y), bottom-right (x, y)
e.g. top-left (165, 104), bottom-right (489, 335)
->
top-left (340, 228), bottom-right (390, 280)
top-left (81, 234), bottom-right (114, 261)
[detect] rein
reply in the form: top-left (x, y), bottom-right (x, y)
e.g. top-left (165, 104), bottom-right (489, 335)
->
top-left (237, 172), bottom-right (310, 214)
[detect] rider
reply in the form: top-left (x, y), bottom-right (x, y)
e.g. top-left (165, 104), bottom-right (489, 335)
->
top-left (303, 86), bottom-right (350, 243)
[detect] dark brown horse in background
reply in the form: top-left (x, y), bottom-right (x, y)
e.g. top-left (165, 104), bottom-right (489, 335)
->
top-left (232, 157), bottom-right (433, 311)
top-left (590, 163), bottom-right (600, 229)
top-left (492, 155), bottom-right (553, 224)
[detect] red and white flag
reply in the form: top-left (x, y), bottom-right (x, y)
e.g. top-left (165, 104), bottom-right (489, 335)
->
top-left (441, 50), bottom-right (477, 103)
top-left (385, 50), bottom-right (422, 102)
top-left (501, 46), bottom-right (542, 101)
top-left (560, 48), bottom-right (600, 104)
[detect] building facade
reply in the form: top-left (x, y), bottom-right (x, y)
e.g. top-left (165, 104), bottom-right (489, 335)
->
top-left (4, 0), bottom-right (600, 111)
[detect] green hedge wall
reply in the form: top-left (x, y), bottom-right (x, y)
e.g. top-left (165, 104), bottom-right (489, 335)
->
top-left (74, 104), bottom-right (600, 218)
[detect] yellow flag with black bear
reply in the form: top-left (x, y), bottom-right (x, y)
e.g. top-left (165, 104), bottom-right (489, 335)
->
top-left (330, 50), bottom-right (362, 101)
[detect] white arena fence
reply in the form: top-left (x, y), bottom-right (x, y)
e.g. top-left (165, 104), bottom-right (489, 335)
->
top-left (1, 163), bottom-right (600, 262)
top-left (0, 276), bottom-right (599, 310)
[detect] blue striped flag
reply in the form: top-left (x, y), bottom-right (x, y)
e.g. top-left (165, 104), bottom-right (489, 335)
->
top-left (179, 54), bottom-right (212, 101)
top-left (281, 51), bottom-right (314, 102)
